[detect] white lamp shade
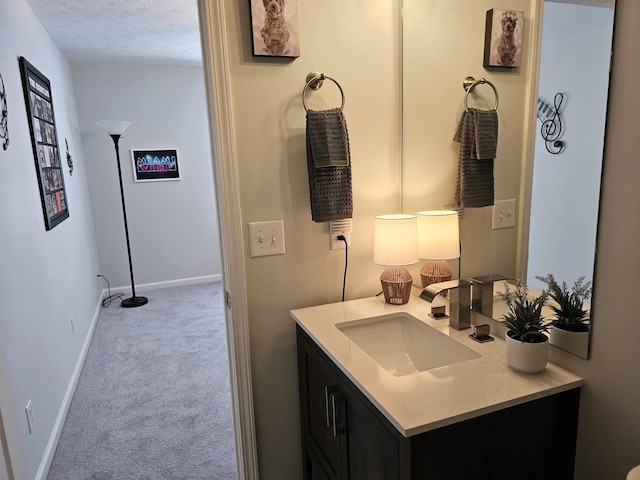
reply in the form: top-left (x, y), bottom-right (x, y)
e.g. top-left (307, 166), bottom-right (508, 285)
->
top-left (96, 120), bottom-right (131, 135)
top-left (417, 210), bottom-right (460, 259)
top-left (373, 214), bottom-right (419, 266)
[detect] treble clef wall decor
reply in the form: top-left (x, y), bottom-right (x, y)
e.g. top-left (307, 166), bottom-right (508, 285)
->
top-left (537, 92), bottom-right (565, 155)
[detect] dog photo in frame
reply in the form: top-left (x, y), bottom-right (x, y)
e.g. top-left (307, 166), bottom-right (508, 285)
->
top-left (250, 0), bottom-right (300, 57)
top-left (484, 9), bottom-right (524, 68)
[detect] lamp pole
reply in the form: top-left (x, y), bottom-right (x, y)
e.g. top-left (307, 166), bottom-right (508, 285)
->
top-left (97, 121), bottom-right (148, 308)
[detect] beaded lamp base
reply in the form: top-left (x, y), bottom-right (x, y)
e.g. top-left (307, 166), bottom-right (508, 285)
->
top-left (420, 259), bottom-right (452, 288)
top-left (380, 266), bottom-right (413, 305)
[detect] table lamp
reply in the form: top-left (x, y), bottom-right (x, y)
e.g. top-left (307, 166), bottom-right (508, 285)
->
top-left (417, 210), bottom-right (460, 288)
top-left (373, 214), bottom-right (419, 304)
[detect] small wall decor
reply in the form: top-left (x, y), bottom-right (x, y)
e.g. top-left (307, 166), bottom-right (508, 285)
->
top-left (130, 148), bottom-right (180, 182)
top-left (250, 0), bottom-right (300, 58)
top-left (65, 138), bottom-right (73, 175)
top-left (19, 57), bottom-right (69, 230)
top-left (483, 9), bottom-right (525, 68)
top-left (1, 72), bottom-right (8, 150)
top-left (538, 93), bottom-right (565, 154)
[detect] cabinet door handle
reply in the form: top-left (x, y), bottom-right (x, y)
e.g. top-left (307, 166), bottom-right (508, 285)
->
top-left (331, 393), bottom-right (338, 438)
top-left (324, 386), bottom-right (331, 427)
top-left (324, 386), bottom-right (338, 428)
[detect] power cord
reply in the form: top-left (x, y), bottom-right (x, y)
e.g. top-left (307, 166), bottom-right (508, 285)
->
top-left (338, 235), bottom-right (348, 301)
top-left (97, 274), bottom-right (124, 307)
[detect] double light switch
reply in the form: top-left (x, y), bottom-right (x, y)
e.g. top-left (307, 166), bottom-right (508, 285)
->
top-left (248, 220), bottom-right (286, 257)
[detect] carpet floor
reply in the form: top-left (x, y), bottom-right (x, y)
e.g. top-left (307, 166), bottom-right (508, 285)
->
top-left (46, 282), bottom-right (237, 480)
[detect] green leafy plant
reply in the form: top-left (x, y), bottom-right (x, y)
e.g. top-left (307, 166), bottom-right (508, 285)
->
top-left (498, 280), bottom-right (549, 343)
top-left (535, 274), bottom-right (592, 332)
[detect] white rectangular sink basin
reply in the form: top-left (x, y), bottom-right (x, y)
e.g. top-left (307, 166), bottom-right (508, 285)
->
top-left (336, 313), bottom-right (480, 376)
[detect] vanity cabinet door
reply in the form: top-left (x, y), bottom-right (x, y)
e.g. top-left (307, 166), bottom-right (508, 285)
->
top-left (297, 327), bottom-right (401, 480)
top-left (298, 330), bottom-right (344, 480)
top-left (340, 378), bottom-right (400, 480)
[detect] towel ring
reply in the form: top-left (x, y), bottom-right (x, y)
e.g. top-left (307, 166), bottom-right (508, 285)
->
top-left (302, 72), bottom-right (345, 112)
top-left (463, 76), bottom-right (499, 111)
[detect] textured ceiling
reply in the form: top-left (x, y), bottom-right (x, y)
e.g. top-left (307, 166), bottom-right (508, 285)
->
top-left (25, 0), bottom-right (202, 65)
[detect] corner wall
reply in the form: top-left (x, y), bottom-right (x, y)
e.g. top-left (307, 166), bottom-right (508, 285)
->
top-left (0, 1), bottom-right (103, 478)
top-left (71, 63), bottom-right (222, 289)
top-left (565, 0), bottom-right (640, 477)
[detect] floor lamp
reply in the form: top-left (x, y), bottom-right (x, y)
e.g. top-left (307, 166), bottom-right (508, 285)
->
top-left (96, 121), bottom-right (148, 308)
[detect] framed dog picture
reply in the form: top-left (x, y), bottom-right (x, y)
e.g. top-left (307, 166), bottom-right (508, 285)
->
top-left (249, 0), bottom-right (300, 58)
top-left (483, 9), bottom-right (524, 68)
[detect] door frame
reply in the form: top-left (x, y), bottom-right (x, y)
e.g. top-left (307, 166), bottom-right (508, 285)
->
top-left (198, 1), bottom-right (259, 479)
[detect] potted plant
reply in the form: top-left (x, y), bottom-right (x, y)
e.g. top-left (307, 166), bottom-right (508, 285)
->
top-left (498, 280), bottom-right (550, 373)
top-left (535, 274), bottom-right (592, 357)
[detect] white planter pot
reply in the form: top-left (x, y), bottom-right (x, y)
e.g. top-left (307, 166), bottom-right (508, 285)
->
top-left (505, 331), bottom-right (549, 374)
top-left (549, 325), bottom-right (590, 359)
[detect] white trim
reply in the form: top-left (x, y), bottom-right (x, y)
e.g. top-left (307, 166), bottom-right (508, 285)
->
top-left (103, 274), bottom-right (223, 295)
top-left (198, 1), bottom-right (259, 480)
top-left (35, 296), bottom-right (103, 480)
top-left (516, 0), bottom-right (545, 280)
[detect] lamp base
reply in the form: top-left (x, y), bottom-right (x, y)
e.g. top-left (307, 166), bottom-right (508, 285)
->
top-left (121, 296), bottom-right (148, 308)
top-left (420, 259), bottom-right (452, 288)
top-left (380, 266), bottom-right (413, 305)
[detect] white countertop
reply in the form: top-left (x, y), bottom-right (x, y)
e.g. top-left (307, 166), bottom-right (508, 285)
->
top-left (291, 294), bottom-right (584, 437)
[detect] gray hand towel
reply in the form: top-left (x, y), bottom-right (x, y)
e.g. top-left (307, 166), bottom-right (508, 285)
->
top-left (306, 108), bottom-right (353, 222)
top-left (307, 108), bottom-right (350, 167)
top-left (453, 108), bottom-right (498, 208)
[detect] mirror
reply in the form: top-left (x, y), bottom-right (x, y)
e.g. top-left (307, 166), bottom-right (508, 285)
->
top-left (402, 0), bottom-right (615, 359)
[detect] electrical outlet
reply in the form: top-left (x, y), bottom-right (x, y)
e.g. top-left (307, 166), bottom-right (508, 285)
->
top-left (248, 220), bottom-right (286, 257)
top-left (25, 399), bottom-right (34, 434)
top-left (492, 199), bottom-right (516, 230)
top-left (330, 232), bottom-right (350, 250)
top-left (330, 219), bottom-right (353, 250)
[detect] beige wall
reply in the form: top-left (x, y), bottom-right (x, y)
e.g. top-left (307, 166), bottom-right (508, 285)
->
top-left (221, 1), bottom-right (401, 478)
top-left (563, 0), bottom-right (640, 477)
top-left (218, 0), bottom-right (640, 478)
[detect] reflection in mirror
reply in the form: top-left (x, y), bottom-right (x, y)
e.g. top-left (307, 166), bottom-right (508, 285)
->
top-left (524, 0), bottom-right (614, 359)
top-left (402, 0), bottom-right (615, 359)
top-left (402, 0), bottom-right (532, 282)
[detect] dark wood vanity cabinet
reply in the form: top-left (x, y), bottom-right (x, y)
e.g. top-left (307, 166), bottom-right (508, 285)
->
top-left (296, 325), bottom-right (581, 480)
top-left (297, 326), bottom-right (399, 480)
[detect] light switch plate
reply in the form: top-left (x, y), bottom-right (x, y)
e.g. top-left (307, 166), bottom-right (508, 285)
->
top-left (248, 220), bottom-right (286, 257)
top-left (492, 199), bottom-right (516, 230)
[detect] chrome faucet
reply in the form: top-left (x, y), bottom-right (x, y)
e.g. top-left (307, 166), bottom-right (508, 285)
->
top-left (468, 274), bottom-right (511, 319)
top-left (420, 279), bottom-right (471, 330)
top-left (420, 275), bottom-right (514, 331)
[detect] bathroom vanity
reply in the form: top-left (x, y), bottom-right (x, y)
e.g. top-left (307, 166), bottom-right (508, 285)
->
top-left (292, 296), bottom-right (583, 480)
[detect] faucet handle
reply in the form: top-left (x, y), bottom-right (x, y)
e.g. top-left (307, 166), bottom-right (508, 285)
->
top-left (470, 324), bottom-right (495, 343)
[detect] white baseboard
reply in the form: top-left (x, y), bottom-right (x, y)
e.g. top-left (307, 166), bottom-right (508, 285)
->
top-left (35, 295), bottom-right (103, 480)
top-left (104, 274), bottom-right (222, 295)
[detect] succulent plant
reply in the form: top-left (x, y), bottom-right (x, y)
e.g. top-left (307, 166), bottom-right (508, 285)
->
top-left (536, 274), bottom-right (591, 332)
top-left (498, 279), bottom-right (549, 343)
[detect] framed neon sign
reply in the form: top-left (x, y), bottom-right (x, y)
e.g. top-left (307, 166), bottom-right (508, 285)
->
top-left (130, 148), bottom-right (180, 182)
